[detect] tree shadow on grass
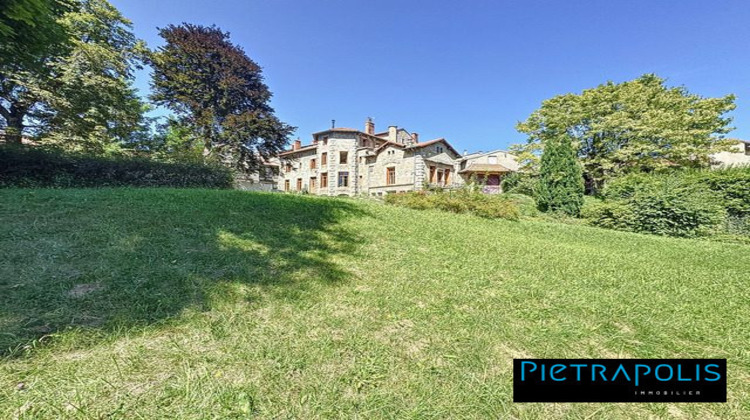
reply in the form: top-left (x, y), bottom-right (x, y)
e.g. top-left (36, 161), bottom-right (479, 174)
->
top-left (0, 188), bottom-right (369, 357)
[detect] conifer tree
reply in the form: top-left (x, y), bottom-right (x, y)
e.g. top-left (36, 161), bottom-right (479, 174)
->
top-left (536, 136), bottom-right (585, 216)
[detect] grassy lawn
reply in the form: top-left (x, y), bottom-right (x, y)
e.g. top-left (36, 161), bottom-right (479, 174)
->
top-left (1, 188), bottom-right (749, 419)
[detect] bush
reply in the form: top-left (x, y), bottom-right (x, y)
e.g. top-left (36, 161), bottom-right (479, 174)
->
top-left (693, 167), bottom-right (750, 217)
top-left (588, 173), bottom-right (726, 237)
top-left (385, 190), bottom-right (521, 221)
top-left (501, 193), bottom-right (539, 217)
top-left (501, 172), bottom-right (537, 197)
top-left (604, 167), bottom-right (750, 217)
top-left (0, 146), bottom-right (234, 189)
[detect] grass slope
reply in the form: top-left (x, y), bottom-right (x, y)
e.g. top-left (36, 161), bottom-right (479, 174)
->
top-left (1, 188), bottom-right (748, 419)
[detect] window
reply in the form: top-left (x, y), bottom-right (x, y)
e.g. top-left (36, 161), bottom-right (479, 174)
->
top-left (296, 178), bottom-right (302, 191)
top-left (320, 172), bottom-right (328, 188)
top-left (386, 167), bottom-right (396, 185)
top-left (310, 177), bottom-right (317, 190)
top-left (745, 143), bottom-right (750, 156)
top-left (437, 170), bottom-right (444, 184)
top-left (445, 169), bottom-right (450, 184)
top-left (310, 158), bottom-right (317, 169)
top-left (339, 151), bottom-right (348, 164)
top-left (321, 152), bottom-right (327, 165)
top-left (488, 155), bottom-right (498, 164)
top-left (285, 163), bottom-right (292, 173)
top-left (436, 146), bottom-right (444, 153)
top-left (284, 180), bottom-right (290, 191)
top-left (322, 136), bottom-right (328, 146)
top-left (338, 171), bottom-right (349, 187)
top-left (429, 166), bottom-right (436, 183)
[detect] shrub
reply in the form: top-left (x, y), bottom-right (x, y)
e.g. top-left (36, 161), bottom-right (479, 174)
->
top-left (589, 174), bottom-right (726, 237)
top-left (501, 172), bottom-right (537, 197)
top-left (471, 197), bottom-right (521, 220)
top-left (0, 146), bottom-right (233, 189)
top-left (385, 191), bottom-right (520, 221)
top-left (605, 167), bottom-right (750, 217)
top-left (693, 167), bottom-right (750, 217)
top-left (501, 193), bottom-right (538, 217)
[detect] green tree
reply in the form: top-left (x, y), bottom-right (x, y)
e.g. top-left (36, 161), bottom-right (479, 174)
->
top-left (142, 117), bottom-right (204, 163)
top-left (516, 74), bottom-right (736, 193)
top-left (149, 24), bottom-right (294, 171)
top-left (536, 135), bottom-right (584, 216)
top-left (0, 0), bottom-right (146, 153)
top-left (0, 0), bottom-right (70, 69)
top-left (508, 141), bottom-right (541, 172)
top-left (0, 0), bottom-right (70, 143)
top-left (38, 0), bottom-right (148, 153)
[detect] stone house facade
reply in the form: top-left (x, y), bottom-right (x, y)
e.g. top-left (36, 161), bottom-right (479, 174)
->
top-left (711, 140), bottom-right (750, 168)
top-left (235, 157), bottom-right (281, 192)
top-left (278, 119), bottom-right (519, 196)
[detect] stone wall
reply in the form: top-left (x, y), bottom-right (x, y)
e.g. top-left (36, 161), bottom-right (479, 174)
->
top-left (711, 143), bottom-right (750, 168)
top-left (279, 133), bottom-right (360, 196)
top-left (364, 146), bottom-right (418, 195)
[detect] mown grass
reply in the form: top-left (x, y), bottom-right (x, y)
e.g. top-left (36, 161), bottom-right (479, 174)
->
top-left (1, 188), bottom-right (749, 419)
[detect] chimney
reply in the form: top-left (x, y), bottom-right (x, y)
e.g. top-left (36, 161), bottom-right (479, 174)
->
top-left (365, 117), bottom-right (375, 135)
top-left (388, 125), bottom-right (397, 143)
top-left (412, 132), bottom-right (419, 144)
top-left (293, 139), bottom-right (301, 150)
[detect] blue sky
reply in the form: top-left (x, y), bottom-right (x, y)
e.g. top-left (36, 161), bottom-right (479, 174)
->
top-left (112, 0), bottom-right (750, 153)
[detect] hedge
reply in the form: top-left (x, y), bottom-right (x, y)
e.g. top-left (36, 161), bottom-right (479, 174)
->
top-left (583, 171), bottom-right (737, 237)
top-left (0, 146), bottom-right (233, 189)
top-left (384, 190), bottom-right (522, 221)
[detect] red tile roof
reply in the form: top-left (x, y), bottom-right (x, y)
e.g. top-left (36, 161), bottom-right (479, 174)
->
top-left (310, 127), bottom-right (361, 136)
top-left (278, 144), bottom-right (317, 156)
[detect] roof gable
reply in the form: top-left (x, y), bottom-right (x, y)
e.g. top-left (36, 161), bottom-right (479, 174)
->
top-left (424, 152), bottom-right (456, 166)
top-left (411, 138), bottom-right (460, 157)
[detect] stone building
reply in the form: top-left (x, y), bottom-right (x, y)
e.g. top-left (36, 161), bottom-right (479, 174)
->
top-left (235, 157), bottom-right (281, 192)
top-left (278, 119), bottom-right (519, 196)
top-left (711, 140), bottom-right (750, 168)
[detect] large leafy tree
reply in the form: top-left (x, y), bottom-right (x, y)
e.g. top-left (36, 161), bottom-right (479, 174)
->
top-left (536, 135), bottom-right (584, 216)
top-left (0, 0), bottom-right (147, 153)
top-left (0, 0), bottom-right (70, 143)
top-left (515, 74), bottom-right (736, 192)
top-left (38, 0), bottom-right (148, 153)
top-left (149, 24), bottom-right (294, 171)
top-left (0, 0), bottom-right (70, 69)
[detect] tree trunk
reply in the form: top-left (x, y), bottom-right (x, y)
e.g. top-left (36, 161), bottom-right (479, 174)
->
top-left (5, 118), bottom-right (23, 144)
top-left (2, 103), bottom-right (27, 144)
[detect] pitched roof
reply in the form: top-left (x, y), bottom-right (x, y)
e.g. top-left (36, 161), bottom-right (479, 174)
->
top-left (460, 149), bottom-right (517, 161)
top-left (278, 144), bottom-right (317, 156)
top-left (311, 127), bottom-right (361, 136)
top-left (374, 141), bottom-right (405, 154)
top-left (410, 138), bottom-right (460, 156)
top-left (458, 163), bottom-right (513, 174)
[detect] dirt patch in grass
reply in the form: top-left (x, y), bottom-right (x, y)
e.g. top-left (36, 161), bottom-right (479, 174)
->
top-left (67, 283), bottom-right (105, 298)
